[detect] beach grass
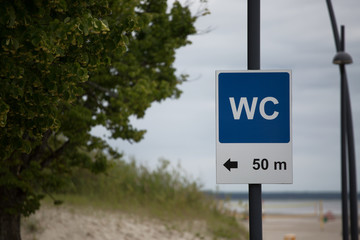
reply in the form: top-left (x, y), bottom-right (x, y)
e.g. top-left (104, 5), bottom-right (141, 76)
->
top-left (48, 158), bottom-right (247, 240)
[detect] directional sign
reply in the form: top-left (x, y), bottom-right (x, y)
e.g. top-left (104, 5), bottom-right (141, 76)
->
top-left (224, 158), bottom-right (238, 171)
top-left (216, 70), bottom-right (292, 184)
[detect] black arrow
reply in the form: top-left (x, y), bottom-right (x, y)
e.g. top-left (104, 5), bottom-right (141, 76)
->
top-left (223, 158), bottom-right (238, 171)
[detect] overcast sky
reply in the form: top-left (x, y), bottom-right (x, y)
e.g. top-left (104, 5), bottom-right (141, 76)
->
top-left (93, 0), bottom-right (360, 192)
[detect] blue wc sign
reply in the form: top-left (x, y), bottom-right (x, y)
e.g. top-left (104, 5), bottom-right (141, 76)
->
top-left (215, 70), bottom-right (293, 184)
top-left (218, 71), bottom-right (290, 143)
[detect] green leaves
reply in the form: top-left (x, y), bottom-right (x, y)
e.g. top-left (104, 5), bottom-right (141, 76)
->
top-left (0, 0), bottom-right (117, 215)
top-left (0, 0), bottom-right (203, 218)
top-left (0, 100), bottom-right (10, 127)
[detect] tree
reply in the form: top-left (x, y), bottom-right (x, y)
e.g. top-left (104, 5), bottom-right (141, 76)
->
top-left (0, 0), bottom-right (208, 239)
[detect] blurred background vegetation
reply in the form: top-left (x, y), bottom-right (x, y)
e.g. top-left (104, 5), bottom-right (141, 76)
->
top-left (50, 158), bottom-right (248, 239)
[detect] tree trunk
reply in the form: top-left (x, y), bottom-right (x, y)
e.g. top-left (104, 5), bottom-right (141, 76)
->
top-left (0, 186), bottom-right (23, 240)
top-left (0, 211), bottom-right (21, 240)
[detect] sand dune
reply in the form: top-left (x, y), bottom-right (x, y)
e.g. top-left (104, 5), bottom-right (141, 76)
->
top-left (22, 204), bottom-right (345, 240)
top-left (21, 205), bottom-right (211, 240)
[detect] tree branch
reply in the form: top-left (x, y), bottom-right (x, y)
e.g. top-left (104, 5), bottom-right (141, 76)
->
top-left (40, 140), bottom-right (70, 168)
top-left (26, 130), bottom-right (53, 164)
top-left (19, 130), bottom-right (53, 173)
top-left (85, 81), bottom-right (118, 98)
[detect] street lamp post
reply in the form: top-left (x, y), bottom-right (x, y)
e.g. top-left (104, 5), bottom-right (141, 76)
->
top-left (332, 24), bottom-right (358, 240)
top-left (326, 2), bottom-right (359, 239)
top-left (334, 26), bottom-right (352, 240)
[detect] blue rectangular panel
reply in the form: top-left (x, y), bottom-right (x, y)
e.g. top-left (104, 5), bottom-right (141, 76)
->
top-left (218, 72), bottom-right (290, 143)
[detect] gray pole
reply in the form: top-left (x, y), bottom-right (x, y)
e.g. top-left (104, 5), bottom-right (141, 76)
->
top-left (340, 63), bottom-right (349, 240)
top-left (326, 1), bottom-right (359, 238)
top-left (247, 0), bottom-right (262, 240)
top-left (339, 26), bottom-right (349, 240)
top-left (326, 2), bottom-right (349, 239)
top-left (342, 26), bottom-right (358, 239)
top-left (248, 0), bottom-right (260, 70)
top-left (326, 0), bottom-right (340, 52)
top-left (344, 64), bottom-right (359, 240)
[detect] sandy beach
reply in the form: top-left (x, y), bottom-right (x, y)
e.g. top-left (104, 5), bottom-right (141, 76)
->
top-left (21, 205), bottom-right (344, 240)
top-left (262, 215), bottom-right (342, 240)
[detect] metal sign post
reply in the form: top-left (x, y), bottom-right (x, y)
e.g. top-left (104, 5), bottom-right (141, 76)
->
top-left (215, 1), bottom-right (293, 240)
top-left (248, 1), bottom-right (262, 240)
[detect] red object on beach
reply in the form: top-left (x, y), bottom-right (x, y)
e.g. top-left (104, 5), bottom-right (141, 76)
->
top-left (284, 233), bottom-right (296, 240)
top-left (324, 211), bottom-right (335, 221)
